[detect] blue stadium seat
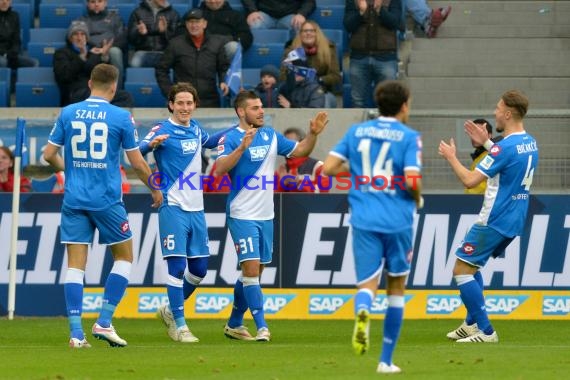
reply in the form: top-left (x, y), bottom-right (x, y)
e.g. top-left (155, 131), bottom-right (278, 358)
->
top-left (0, 68), bottom-right (11, 107)
top-left (242, 68), bottom-right (261, 89)
top-left (12, 3), bottom-right (33, 48)
top-left (310, 5), bottom-right (344, 30)
top-left (31, 174), bottom-right (58, 192)
top-left (107, 3), bottom-right (136, 26)
top-left (27, 28), bottom-right (67, 67)
top-left (124, 68), bottom-right (167, 108)
top-left (15, 67), bottom-right (60, 107)
top-left (251, 29), bottom-right (290, 44)
top-left (172, 3), bottom-right (191, 18)
top-left (243, 43), bottom-right (284, 69)
top-left (39, 3), bottom-right (84, 28)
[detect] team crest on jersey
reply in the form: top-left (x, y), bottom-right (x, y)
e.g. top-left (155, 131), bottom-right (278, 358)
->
top-left (480, 155), bottom-right (494, 170)
top-left (120, 221), bottom-right (130, 234)
top-left (462, 243), bottom-right (475, 255)
top-left (181, 139), bottom-right (198, 155)
top-left (490, 145), bottom-right (501, 156)
top-left (249, 145), bottom-right (270, 161)
top-left (261, 131), bottom-right (269, 141)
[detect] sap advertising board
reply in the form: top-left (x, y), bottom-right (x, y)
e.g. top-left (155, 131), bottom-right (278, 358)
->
top-left (1, 194), bottom-right (569, 316)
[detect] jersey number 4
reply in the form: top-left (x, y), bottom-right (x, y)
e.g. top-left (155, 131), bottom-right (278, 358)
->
top-left (71, 121), bottom-right (108, 159)
top-left (521, 155), bottom-right (535, 191)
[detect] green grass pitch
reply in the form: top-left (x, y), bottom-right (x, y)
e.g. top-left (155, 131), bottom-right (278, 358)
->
top-left (0, 318), bottom-right (568, 379)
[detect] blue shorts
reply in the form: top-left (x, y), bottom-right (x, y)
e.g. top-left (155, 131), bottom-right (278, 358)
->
top-left (158, 205), bottom-right (210, 258)
top-left (227, 217), bottom-right (273, 264)
top-left (60, 203), bottom-right (132, 245)
top-left (455, 224), bottom-right (514, 268)
top-left (352, 227), bottom-right (412, 285)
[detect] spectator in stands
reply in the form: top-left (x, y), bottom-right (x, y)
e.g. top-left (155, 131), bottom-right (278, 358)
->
top-left (406, 1), bottom-right (451, 38)
top-left (199, 0), bottom-right (253, 59)
top-left (53, 20), bottom-right (133, 107)
top-left (0, 146), bottom-right (31, 193)
top-left (344, 0), bottom-right (403, 108)
top-left (127, 0), bottom-right (180, 68)
top-left (0, 0), bottom-right (38, 72)
top-left (242, 0), bottom-right (315, 32)
top-left (254, 64), bottom-right (283, 108)
top-left (79, 0), bottom-right (127, 87)
top-left (276, 127), bottom-right (330, 193)
top-left (465, 118), bottom-right (503, 194)
top-left (155, 9), bottom-right (230, 108)
top-left (281, 20), bottom-right (341, 108)
top-left (278, 49), bottom-right (325, 108)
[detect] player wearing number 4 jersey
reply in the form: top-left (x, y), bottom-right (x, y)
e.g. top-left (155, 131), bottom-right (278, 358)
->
top-left (44, 64), bottom-right (163, 348)
top-left (439, 90), bottom-right (538, 343)
top-left (323, 81), bottom-right (423, 374)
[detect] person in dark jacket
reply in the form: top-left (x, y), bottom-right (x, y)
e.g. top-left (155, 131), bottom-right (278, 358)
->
top-left (79, 0), bottom-right (128, 87)
top-left (0, 0), bottom-right (38, 70)
top-left (344, 0), bottom-right (403, 108)
top-left (128, 0), bottom-right (180, 67)
top-left (199, 0), bottom-right (253, 59)
top-left (279, 58), bottom-right (324, 108)
top-left (53, 21), bottom-right (133, 107)
top-left (254, 64), bottom-right (282, 108)
top-left (155, 8), bottom-right (230, 108)
top-left (242, 0), bottom-right (315, 31)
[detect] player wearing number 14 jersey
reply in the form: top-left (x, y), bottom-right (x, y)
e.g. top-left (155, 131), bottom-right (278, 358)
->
top-left (323, 81), bottom-right (423, 374)
top-left (439, 90), bottom-right (538, 344)
top-left (44, 64), bottom-right (162, 348)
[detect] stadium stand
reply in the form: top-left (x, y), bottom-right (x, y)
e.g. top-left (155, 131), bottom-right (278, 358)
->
top-left (27, 28), bottom-right (67, 67)
top-left (242, 68), bottom-right (261, 89)
top-left (124, 67), bottom-right (167, 108)
top-left (12, 2), bottom-right (33, 48)
top-left (251, 29), bottom-right (290, 44)
top-left (0, 68), bottom-right (11, 107)
top-left (243, 42), bottom-right (284, 69)
top-left (309, 4), bottom-right (344, 30)
top-left (39, 3), bottom-right (84, 28)
top-left (15, 67), bottom-right (60, 107)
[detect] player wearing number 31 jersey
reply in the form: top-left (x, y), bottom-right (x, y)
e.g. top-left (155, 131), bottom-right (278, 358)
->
top-left (44, 64), bottom-right (162, 349)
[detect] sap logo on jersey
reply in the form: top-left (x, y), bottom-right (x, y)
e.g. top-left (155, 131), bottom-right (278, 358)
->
top-left (138, 294), bottom-right (169, 313)
top-left (485, 295), bottom-right (528, 314)
top-left (371, 295), bottom-right (413, 314)
top-left (195, 294), bottom-right (233, 313)
top-left (542, 296), bottom-right (570, 316)
top-left (83, 293), bottom-right (104, 312)
top-left (249, 145), bottom-right (270, 161)
top-left (263, 295), bottom-right (295, 314)
top-left (309, 294), bottom-right (351, 314)
top-left (181, 139), bottom-right (198, 155)
top-left (426, 295), bottom-right (463, 314)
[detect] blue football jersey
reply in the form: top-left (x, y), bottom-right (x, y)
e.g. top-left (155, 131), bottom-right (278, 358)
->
top-left (217, 126), bottom-right (297, 220)
top-left (330, 116), bottom-right (422, 233)
top-left (475, 131), bottom-right (538, 237)
top-left (140, 118), bottom-right (215, 211)
top-left (48, 97), bottom-right (138, 210)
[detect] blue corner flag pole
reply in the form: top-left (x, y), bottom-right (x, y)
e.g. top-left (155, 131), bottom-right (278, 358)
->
top-left (8, 118), bottom-right (26, 320)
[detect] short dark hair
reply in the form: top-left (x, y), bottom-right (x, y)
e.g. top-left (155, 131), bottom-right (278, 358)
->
top-left (283, 127), bottom-right (305, 141)
top-left (473, 118), bottom-right (493, 134)
top-left (234, 90), bottom-right (260, 112)
top-left (501, 90), bottom-right (529, 120)
top-left (167, 82), bottom-right (200, 112)
top-left (374, 80), bottom-right (410, 117)
top-left (90, 63), bottom-right (118, 90)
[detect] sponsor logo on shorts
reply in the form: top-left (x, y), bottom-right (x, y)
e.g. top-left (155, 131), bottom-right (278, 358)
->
top-left (462, 243), bottom-right (475, 255)
top-left (121, 221), bottom-right (130, 233)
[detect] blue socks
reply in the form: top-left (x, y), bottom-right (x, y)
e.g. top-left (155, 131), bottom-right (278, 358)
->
top-left (97, 260), bottom-right (131, 328)
top-left (380, 295), bottom-right (405, 366)
top-left (165, 257), bottom-right (187, 329)
top-left (456, 274), bottom-right (494, 334)
top-left (183, 257), bottom-right (207, 299)
top-left (64, 268), bottom-right (85, 340)
top-left (228, 278), bottom-right (249, 328)
top-left (465, 271), bottom-right (484, 325)
top-left (354, 289), bottom-right (374, 314)
top-left (242, 276), bottom-right (267, 330)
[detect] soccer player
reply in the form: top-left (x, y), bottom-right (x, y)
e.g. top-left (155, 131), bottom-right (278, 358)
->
top-left (215, 90), bottom-right (328, 342)
top-left (322, 80), bottom-right (423, 374)
top-left (139, 82), bottom-right (231, 343)
top-left (43, 63), bottom-right (163, 348)
top-left (439, 90), bottom-right (538, 342)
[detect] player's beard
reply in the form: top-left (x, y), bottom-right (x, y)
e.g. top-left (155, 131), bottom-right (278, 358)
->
top-left (246, 114), bottom-right (264, 128)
